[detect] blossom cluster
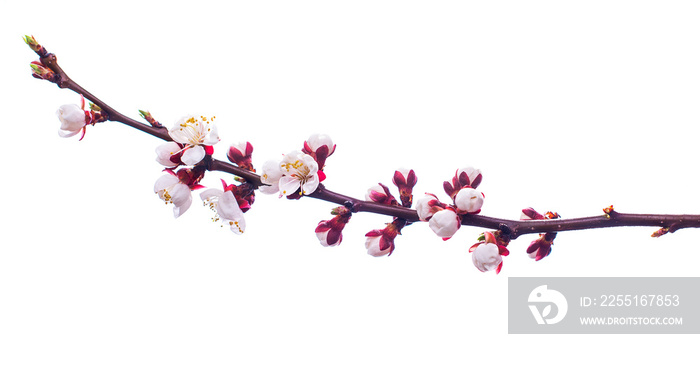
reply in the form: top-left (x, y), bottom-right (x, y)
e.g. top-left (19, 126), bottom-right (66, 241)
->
top-left (50, 93), bottom-right (562, 274)
top-left (362, 169), bottom-right (417, 256)
top-left (259, 134), bottom-right (335, 198)
top-left (415, 167), bottom-right (484, 240)
top-left (27, 34), bottom-right (673, 277)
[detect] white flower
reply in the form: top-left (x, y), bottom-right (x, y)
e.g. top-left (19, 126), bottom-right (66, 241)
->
top-left (155, 142), bottom-right (182, 167)
top-left (200, 189), bottom-right (245, 234)
top-left (454, 188), bottom-right (484, 213)
top-left (154, 173), bottom-right (192, 218)
top-left (168, 115), bottom-right (220, 165)
top-left (56, 104), bottom-right (86, 138)
top-left (471, 243), bottom-right (503, 272)
top-left (278, 151), bottom-right (320, 196)
top-left (305, 133), bottom-right (336, 155)
top-left (415, 194), bottom-right (442, 221)
top-left (428, 209), bottom-right (460, 239)
top-left (259, 159), bottom-right (284, 195)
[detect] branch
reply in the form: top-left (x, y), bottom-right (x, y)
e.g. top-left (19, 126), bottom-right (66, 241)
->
top-left (25, 35), bottom-right (700, 271)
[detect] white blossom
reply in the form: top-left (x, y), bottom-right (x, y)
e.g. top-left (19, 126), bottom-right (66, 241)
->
top-left (454, 188), bottom-right (484, 213)
top-left (155, 142), bottom-right (182, 167)
top-left (278, 151), bottom-right (320, 196)
top-left (471, 243), bottom-right (503, 272)
top-left (415, 194), bottom-right (442, 221)
top-left (259, 159), bottom-right (284, 195)
top-left (56, 104), bottom-right (86, 138)
top-left (305, 133), bottom-right (335, 155)
top-left (154, 173), bottom-right (192, 218)
top-left (168, 115), bottom-right (220, 165)
top-left (200, 189), bottom-right (245, 234)
top-left (428, 209), bottom-right (460, 239)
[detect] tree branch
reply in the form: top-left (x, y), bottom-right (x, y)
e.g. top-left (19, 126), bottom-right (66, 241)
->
top-left (27, 37), bottom-right (700, 244)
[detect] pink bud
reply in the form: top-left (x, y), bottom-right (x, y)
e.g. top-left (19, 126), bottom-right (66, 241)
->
top-left (393, 168), bottom-right (417, 207)
top-left (365, 184), bottom-right (396, 205)
top-left (455, 167), bottom-right (482, 189)
top-left (303, 134), bottom-right (335, 170)
top-left (227, 141), bottom-right (255, 171)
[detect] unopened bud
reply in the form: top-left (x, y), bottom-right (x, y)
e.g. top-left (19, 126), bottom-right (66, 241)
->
top-left (29, 61), bottom-right (55, 81)
top-left (23, 35), bottom-right (42, 52)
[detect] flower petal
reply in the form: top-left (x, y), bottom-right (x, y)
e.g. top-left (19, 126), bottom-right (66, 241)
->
top-left (301, 174), bottom-right (320, 195)
top-left (278, 176), bottom-right (301, 196)
top-left (173, 190), bottom-right (192, 218)
top-left (181, 145), bottom-right (205, 165)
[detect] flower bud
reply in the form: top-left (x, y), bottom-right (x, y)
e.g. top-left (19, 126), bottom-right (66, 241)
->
top-left (56, 104), bottom-right (87, 138)
top-left (455, 167), bottom-right (482, 189)
top-left (428, 209), bottom-right (460, 239)
top-left (415, 193), bottom-right (444, 221)
top-left (471, 243), bottom-right (503, 273)
top-left (302, 133), bottom-right (335, 170)
top-left (304, 133), bottom-right (335, 155)
top-left (393, 168), bottom-right (417, 207)
top-left (365, 233), bottom-right (392, 257)
top-left (316, 208), bottom-right (351, 247)
top-left (24, 35), bottom-right (40, 50)
top-left (30, 61), bottom-right (56, 81)
top-left (227, 141), bottom-right (255, 171)
top-left (365, 184), bottom-right (396, 205)
top-left (139, 110), bottom-right (163, 128)
top-left (526, 232), bottom-right (556, 261)
top-left (364, 219), bottom-right (404, 257)
top-left (454, 188), bottom-right (484, 214)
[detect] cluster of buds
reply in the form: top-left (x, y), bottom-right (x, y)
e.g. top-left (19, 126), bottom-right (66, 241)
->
top-left (259, 134), bottom-right (335, 198)
top-left (29, 34), bottom-right (606, 272)
top-left (415, 167), bottom-right (484, 240)
top-left (520, 207), bottom-right (560, 261)
top-left (25, 36), bottom-right (57, 82)
top-left (469, 231), bottom-right (510, 274)
top-left (363, 169), bottom-right (417, 256)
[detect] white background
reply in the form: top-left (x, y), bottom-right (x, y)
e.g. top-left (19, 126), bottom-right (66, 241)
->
top-left (2, 1), bottom-right (700, 390)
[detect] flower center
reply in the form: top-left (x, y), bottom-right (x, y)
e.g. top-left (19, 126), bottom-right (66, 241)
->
top-left (178, 116), bottom-right (214, 145)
